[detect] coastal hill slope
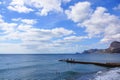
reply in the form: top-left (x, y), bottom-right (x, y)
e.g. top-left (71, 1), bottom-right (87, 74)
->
top-left (81, 41), bottom-right (120, 54)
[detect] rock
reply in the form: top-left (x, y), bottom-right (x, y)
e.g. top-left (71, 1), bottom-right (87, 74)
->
top-left (106, 41), bottom-right (120, 53)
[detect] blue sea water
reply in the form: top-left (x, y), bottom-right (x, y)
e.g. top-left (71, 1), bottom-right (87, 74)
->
top-left (0, 54), bottom-right (120, 80)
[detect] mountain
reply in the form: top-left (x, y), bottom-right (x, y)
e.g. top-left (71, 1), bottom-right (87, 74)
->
top-left (81, 41), bottom-right (120, 54)
top-left (105, 41), bottom-right (120, 53)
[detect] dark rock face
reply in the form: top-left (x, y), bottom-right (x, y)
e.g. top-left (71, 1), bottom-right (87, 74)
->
top-left (81, 41), bottom-right (120, 54)
top-left (105, 41), bottom-right (120, 53)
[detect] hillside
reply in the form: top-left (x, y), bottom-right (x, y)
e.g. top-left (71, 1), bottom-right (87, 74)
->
top-left (81, 41), bottom-right (120, 54)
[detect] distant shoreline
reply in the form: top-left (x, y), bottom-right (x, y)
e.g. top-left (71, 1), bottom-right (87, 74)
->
top-left (79, 41), bottom-right (120, 54)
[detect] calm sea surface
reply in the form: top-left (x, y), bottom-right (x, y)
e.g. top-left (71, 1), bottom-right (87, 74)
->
top-left (0, 54), bottom-right (120, 80)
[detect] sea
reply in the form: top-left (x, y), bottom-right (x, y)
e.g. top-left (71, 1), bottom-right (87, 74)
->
top-left (0, 53), bottom-right (120, 80)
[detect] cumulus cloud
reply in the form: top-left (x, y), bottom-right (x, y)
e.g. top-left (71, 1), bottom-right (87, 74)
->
top-left (65, 1), bottom-right (92, 23)
top-left (82, 7), bottom-right (120, 43)
top-left (0, 16), bottom-right (74, 41)
top-left (31, 0), bottom-right (63, 16)
top-left (65, 1), bottom-right (120, 43)
top-left (20, 27), bottom-right (77, 52)
top-left (7, 0), bottom-right (69, 16)
top-left (17, 18), bottom-right (37, 25)
top-left (19, 27), bottom-right (74, 43)
top-left (8, 0), bottom-right (33, 13)
top-left (0, 14), bottom-right (80, 53)
top-left (0, 15), bottom-right (17, 35)
top-left (12, 18), bottom-right (37, 24)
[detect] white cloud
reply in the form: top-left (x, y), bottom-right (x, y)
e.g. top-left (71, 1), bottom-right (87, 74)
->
top-left (65, 2), bottom-right (120, 43)
top-left (8, 0), bottom-right (33, 13)
top-left (12, 18), bottom-right (37, 25)
top-left (82, 7), bottom-right (120, 42)
top-left (17, 24), bottom-right (33, 31)
top-left (113, 4), bottom-right (120, 10)
top-left (50, 27), bottom-right (74, 37)
top-left (12, 18), bottom-right (21, 21)
top-left (0, 16), bottom-right (17, 35)
top-left (64, 36), bottom-right (88, 41)
top-left (31, 0), bottom-right (63, 16)
top-left (21, 19), bottom-right (37, 25)
top-left (8, 0), bottom-right (64, 16)
top-left (0, 14), bottom-right (78, 53)
top-left (18, 27), bottom-right (74, 42)
top-left (0, 19), bottom-right (74, 41)
top-left (65, 1), bottom-right (92, 23)
top-left (18, 27), bottom-right (77, 52)
top-left (54, 36), bottom-right (88, 44)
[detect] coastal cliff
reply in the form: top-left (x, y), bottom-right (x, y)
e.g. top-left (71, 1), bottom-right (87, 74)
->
top-left (81, 41), bottom-right (120, 54)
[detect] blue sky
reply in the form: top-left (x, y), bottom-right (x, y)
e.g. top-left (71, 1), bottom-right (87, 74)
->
top-left (0, 0), bottom-right (120, 53)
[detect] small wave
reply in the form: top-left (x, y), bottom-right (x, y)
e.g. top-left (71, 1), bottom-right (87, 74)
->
top-left (53, 71), bottom-right (80, 80)
top-left (0, 63), bottom-right (44, 73)
top-left (92, 67), bottom-right (120, 80)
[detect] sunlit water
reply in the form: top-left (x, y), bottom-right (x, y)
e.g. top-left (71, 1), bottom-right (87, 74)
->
top-left (0, 54), bottom-right (120, 80)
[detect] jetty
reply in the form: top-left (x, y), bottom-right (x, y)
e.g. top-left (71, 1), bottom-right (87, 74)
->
top-left (59, 59), bottom-right (120, 67)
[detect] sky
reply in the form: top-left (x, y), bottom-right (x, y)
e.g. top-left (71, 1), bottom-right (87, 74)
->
top-left (0, 0), bottom-right (120, 54)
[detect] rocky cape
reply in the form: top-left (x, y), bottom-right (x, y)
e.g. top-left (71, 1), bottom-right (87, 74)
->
top-left (81, 41), bottom-right (120, 54)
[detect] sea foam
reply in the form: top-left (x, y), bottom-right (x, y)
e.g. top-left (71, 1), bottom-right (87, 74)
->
top-left (92, 68), bottom-right (120, 80)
